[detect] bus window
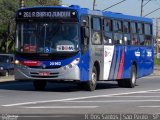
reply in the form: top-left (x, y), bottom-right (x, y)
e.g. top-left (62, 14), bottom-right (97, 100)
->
top-left (137, 23), bottom-right (145, 46)
top-left (113, 20), bottom-right (122, 32)
top-left (123, 21), bottom-right (130, 33)
top-left (114, 33), bottom-right (123, 44)
top-left (144, 24), bottom-right (152, 46)
top-left (104, 19), bottom-right (112, 32)
top-left (113, 20), bottom-right (123, 45)
top-left (131, 22), bottom-right (137, 33)
top-left (131, 22), bottom-right (138, 45)
top-left (92, 17), bottom-right (102, 44)
top-left (137, 23), bottom-right (143, 34)
top-left (145, 35), bottom-right (152, 46)
top-left (124, 34), bottom-right (131, 45)
top-left (139, 35), bottom-right (145, 45)
top-left (103, 19), bottom-right (113, 44)
top-left (123, 21), bottom-right (131, 45)
top-left (144, 24), bottom-right (151, 35)
top-left (104, 32), bottom-right (113, 44)
top-left (92, 17), bottom-right (101, 31)
top-left (131, 34), bottom-right (138, 45)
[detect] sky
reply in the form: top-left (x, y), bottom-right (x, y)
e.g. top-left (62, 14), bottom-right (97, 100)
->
top-left (62, 0), bottom-right (160, 18)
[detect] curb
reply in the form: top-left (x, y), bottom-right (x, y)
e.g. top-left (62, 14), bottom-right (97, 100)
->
top-left (0, 75), bottom-right (15, 84)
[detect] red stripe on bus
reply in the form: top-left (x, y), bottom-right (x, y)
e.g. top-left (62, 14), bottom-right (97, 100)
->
top-left (117, 49), bottom-right (124, 80)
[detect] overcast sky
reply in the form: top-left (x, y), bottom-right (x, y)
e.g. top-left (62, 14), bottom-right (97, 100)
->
top-left (62, 0), bottom-right (160, 18)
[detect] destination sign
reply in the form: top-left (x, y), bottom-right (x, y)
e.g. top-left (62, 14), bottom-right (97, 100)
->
top-left (17, 9), bottom-right (77, 19)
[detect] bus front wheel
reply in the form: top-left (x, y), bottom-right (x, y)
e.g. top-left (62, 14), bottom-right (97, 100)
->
top-left (85, 66), bottom-right (97, 91)
top-left (33, 80), bottom-right (47, 91)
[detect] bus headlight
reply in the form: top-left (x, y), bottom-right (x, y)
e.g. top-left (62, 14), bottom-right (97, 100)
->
top-left (15, 60), bottom-right (20, 65)
top-left (15, 60), bottom-right (28, 69)
top-left (63, 58), bottom-right (80, 70)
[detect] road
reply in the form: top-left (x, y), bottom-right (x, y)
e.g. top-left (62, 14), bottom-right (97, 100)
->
top-left (0, 75), bottom-right (160, 119)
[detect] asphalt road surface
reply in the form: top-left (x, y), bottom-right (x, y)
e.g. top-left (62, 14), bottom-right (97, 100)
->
top-left (0, 75), bottom-right (160, 119)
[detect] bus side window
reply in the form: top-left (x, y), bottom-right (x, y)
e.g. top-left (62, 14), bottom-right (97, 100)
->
top-left (91, 17), bottom-right (102, 45)
top-left (144, 24), bottom-right (152, 46)
top-left (131, 22), bottom-right (138, 45)
top-left (138, 23), bottom-right (145, 46)
top-left (103, 19), bottom-right (113, 45)
top-left (123, 21), bottom-right (131, 45)
top-left (113, 20), bottom-right (123, 45)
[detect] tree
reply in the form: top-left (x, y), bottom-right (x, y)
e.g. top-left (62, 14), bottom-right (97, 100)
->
top-left (0, 0), bottom-right (62, 53)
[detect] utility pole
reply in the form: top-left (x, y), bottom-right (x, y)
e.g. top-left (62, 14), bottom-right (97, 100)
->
top-left (20, 0), bottom-right (25, 8)
top-left (93, 0), bottom-right (96, 10)
top-left (141, 0), bottom-right (144, 16)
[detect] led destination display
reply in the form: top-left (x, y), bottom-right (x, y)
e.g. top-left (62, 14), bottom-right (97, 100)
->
top-left (17, 8), bottom-right (77, 19)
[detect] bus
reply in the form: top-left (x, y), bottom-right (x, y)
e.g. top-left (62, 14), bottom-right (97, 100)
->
top-left (15, 5), bottom-right (154, 91)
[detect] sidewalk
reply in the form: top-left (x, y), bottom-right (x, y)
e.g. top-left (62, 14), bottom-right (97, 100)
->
top-left (0, 67), bottom-right (159, 83)
top-left (153, 66), bottom-right (160, 76)
top-left (0, 75), bottom-right (15, 83)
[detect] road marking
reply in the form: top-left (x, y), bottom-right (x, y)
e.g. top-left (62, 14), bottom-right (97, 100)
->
top-left (145, 92), bottom-right (160, 93)
top-left (2, 89), bottom-right (160, 107)
top-left (23, 106), bottom-right (98, 109)
top-left (99, 96), bottom-right (160, 98)
top-left (139, 106), bottom-right (160, 108)
top-left (64, 100), bottom-right (160, 103)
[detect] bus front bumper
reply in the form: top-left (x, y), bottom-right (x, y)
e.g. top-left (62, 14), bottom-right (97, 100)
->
top-left (14, 65), bottom-right (80, 81)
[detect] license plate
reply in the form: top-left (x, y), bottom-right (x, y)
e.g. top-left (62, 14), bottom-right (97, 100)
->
top-left (39, 72), bottom-right (50, 76)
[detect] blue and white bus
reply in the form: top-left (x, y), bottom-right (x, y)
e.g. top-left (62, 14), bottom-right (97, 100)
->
top-left (15, 5), bottom-right (154, 91)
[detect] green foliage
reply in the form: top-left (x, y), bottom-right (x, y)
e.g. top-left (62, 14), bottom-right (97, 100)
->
top-left (26, 0), bottom-right (62, 6)
top-left (154, 58), bottom-right (160, 66)
top-left (0, 0), bottom-right (62, 53)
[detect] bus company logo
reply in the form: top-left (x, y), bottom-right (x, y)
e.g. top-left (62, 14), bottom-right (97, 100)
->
top-left (147, 51), bottom-right (152, 57)
top-left (105, 51), bottom-right (111, 57)
top-left (57, 45), bottom-right (74, 51)
top-left (135, 51), bottom-right (140, 57)
top-left (104, 48), bottom-right (113, 57)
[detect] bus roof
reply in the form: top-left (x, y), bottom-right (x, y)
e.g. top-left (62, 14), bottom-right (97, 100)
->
top-left (17, 5), bottom-right (152, 23)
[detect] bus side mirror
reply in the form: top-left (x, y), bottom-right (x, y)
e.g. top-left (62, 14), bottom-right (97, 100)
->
top-left (82, 27), bottom-right (89, 39)
top-left (81, 27), bottom-right (89, 46)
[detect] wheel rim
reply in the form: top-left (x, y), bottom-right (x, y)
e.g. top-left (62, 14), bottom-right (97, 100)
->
top-left (91, 72), bottom-right (96, 86)
top-left (131, 69), bottom-right (136, 84)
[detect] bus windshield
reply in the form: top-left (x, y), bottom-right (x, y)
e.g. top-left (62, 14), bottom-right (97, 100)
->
top-left (16, 22), bottom-right (79, 53)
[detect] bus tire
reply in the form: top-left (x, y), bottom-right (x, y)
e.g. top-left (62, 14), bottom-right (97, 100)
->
top-left (127, 65), bottom-right (137, 88)
top-left (33, 80), bottom-right (47, 91)
top-left (85, 66), bottom-right (97, 91)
